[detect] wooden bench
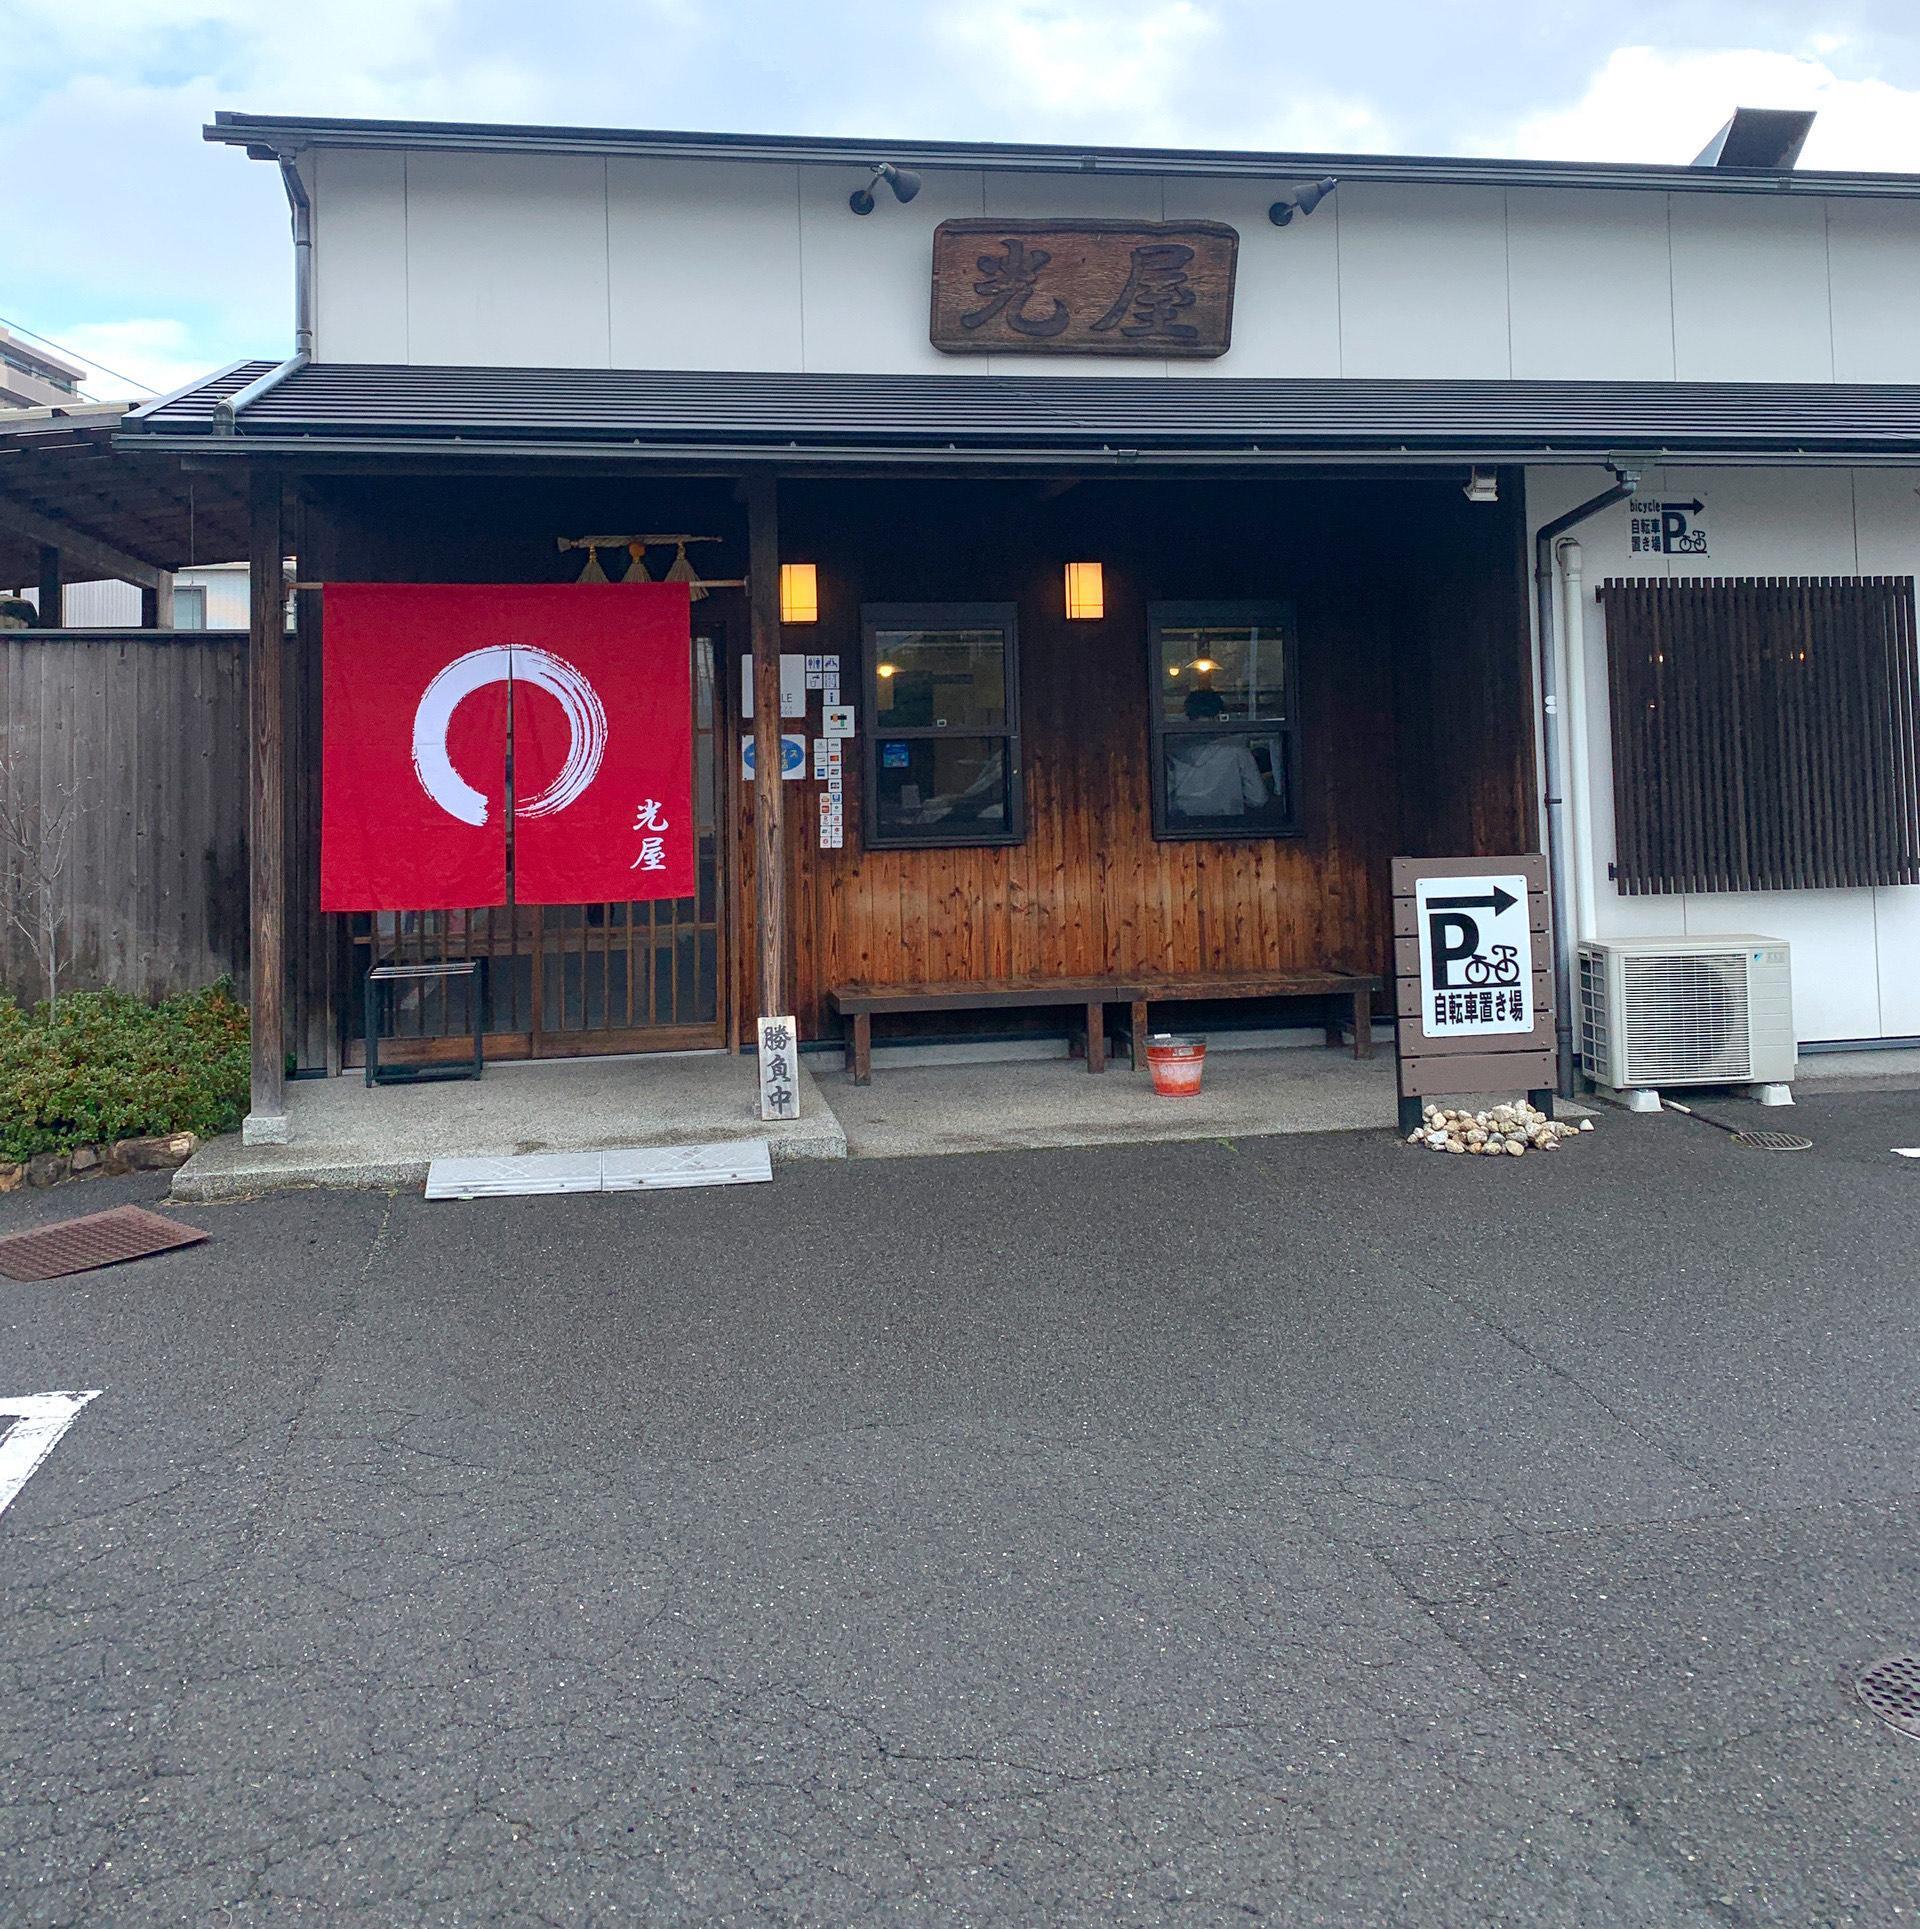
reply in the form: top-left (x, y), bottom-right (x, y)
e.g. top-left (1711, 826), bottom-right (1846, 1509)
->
top-left (826, 969), bottom-right (1382, 1085)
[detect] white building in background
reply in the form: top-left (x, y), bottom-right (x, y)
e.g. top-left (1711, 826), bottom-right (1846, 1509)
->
top-left (0, 325), bottom-right (85, 410)
top-left (53, 562), bottom-right (251, 629)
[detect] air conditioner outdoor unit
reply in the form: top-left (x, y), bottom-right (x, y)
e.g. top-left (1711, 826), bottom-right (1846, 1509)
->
top-left (1579, 936), bottom-right (1796, 1091)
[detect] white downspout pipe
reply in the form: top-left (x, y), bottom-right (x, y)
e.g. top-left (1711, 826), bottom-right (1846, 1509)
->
top-left (1534, 466), bottom-right (1636, 1096)
top-left (1556, 535), bottom-right (1596, 945)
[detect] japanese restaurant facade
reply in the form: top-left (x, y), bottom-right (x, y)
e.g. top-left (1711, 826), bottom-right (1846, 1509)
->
top-left (119, 110), bottom-right (1920, 1140)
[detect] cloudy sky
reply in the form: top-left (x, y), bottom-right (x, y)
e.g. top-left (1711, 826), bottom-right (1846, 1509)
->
top-left (7, 0), bottom-right (1920, 399)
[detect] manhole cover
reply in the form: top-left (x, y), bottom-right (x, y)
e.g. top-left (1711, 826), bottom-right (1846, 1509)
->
top-left (1731, 1129), bottom-right (1814, 1151)
top-left (0, 1205), bottom-right (208, 1282)
top-left (1856, 1655), bottom-right (1920, 1738)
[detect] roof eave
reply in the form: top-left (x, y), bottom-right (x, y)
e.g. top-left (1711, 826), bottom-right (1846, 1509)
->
top-left (114, 427), bottom-right (1920, 468)
top-left (201, 110), bottom-right (1920, 200)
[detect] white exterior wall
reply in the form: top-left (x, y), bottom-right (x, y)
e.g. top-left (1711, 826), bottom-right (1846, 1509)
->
top-left (304, 148), bottom-right (1920, 383)
top-left (1528, 464), bottom-right (1920, 1045)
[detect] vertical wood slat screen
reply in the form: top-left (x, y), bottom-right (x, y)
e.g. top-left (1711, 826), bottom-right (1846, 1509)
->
top-left (1598, 575), bottom-right (1920, 895)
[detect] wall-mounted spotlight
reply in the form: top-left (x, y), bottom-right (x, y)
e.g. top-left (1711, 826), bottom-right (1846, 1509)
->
top-left (849, 162), bottom-right (923, 215)
top-left (1462, 468), bottom-right (1499, 504)
top-left (1268, 176), bottom-right (1338, 227)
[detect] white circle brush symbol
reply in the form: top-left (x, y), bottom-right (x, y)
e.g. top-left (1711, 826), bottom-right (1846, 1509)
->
top-left (411, 645), bottom-right (608, 826)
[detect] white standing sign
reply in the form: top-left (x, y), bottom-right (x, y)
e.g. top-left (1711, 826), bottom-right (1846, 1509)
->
top-left (757, 1016), bottom-right (801, 1121)
top-left (1414, 873), bottom-right (1532, 1036)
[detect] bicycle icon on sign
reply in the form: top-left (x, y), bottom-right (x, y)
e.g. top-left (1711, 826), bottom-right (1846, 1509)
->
top-left (1461, 943), bottom-right (1521, 988)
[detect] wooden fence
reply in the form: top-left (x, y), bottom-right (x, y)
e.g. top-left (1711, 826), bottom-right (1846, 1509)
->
top-left (0, 629), bottom-right (249, 1004)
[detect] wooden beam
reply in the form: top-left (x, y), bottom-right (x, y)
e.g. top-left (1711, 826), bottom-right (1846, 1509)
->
top-left (36, 543), bottom-right (60, 625)
top-left (746, 475), bottom-right (788, 1021)
top-left (243, 471), bottom-right (288, 1142)
top-left (1, 496), bottom-right (168, 588)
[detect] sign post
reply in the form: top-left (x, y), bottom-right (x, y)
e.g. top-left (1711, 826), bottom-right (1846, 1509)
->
top-left (1392, 854), bottom-right (1556, 1135)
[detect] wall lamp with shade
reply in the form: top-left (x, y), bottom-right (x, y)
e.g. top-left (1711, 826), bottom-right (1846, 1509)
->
top-left (779, 562), bottom-right (819, 623)
top-left (849, 162), bottom-right (923, 215)
top-left (1268, 177), bottom-right (1338, 226)
top-left (1063, 561), bottom-right (1104, 621)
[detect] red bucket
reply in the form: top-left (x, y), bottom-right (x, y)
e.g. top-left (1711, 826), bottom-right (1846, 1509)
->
top-left (1145, 1034), bottom-right (1206, 1097)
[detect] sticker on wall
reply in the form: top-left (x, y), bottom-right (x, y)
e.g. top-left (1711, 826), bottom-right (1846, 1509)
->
top-left (823, 704), bottom-right (856, 738)
top-left (741, 653), bottom-right (810, 719)
top-left (812, 738), bottom-right (829, 779)
top-left (882, 741), bottom-right (910, 769)
top-left (1628, 496), bottom-right (1709, 558)
top-left (740, 732), bottom-right (808, 781)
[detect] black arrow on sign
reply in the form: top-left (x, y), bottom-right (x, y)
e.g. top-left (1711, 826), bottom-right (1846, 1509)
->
top-left (1660, 499), bottom-right (1704, 514)
top-left (1427, 887), bottom-right (1518, 915)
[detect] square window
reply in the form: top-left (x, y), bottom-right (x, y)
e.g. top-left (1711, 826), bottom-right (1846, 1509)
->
top-left (863, 604), bottom-right (1023, 848)
top-left (1150, 602), bottom-right (1301, 841)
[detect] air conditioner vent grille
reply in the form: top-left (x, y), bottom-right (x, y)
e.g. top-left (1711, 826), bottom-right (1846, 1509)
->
top-left (1578, 950), bottom-right (1608, 1075)
top-left (1621, 952), bottom-right (1752, 1083)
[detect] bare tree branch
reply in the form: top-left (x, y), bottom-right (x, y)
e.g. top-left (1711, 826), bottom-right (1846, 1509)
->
top-left (0, 754), bottom-right (82, 1013)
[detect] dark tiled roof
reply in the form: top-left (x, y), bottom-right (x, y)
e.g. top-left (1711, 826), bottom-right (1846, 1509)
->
top-left (122, 360), bottom-right (1920, 460)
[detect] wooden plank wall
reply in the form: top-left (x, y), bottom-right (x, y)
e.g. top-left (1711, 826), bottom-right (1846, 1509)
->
top-left (740, 475), bottom-right (1534, 1037)
top-left (0, 630), bottom-right (249, 1004)
top-left (299, 470), bottom-right (1534, 1051)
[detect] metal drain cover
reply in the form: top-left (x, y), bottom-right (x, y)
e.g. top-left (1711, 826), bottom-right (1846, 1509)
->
top-left (1732, 1129), bottom-right (1813, 1151)
top-left (1856, 1655), bottom-right (1920, 1738)
top-left (0, 1205), bottom-right (209, 1282)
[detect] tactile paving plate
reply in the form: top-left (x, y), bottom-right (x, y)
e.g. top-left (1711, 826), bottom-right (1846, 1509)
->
top-left (0, 1205), bottom-right (209, 1281)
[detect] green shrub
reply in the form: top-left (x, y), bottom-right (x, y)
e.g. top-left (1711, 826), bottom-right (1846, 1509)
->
top-left (0, 983), bottom-right (250, 1162)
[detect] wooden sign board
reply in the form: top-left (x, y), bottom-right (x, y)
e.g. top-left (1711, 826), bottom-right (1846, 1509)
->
top-left (1391, 854), bottom-right (1555, 1133)
top-left (930, 219), bottom-right (1238, 358)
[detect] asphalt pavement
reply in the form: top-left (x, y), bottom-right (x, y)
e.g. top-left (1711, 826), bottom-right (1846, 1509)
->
top-left (2, 1092), bottom-right (1919, 1924)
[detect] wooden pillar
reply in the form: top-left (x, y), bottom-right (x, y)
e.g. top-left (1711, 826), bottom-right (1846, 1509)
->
top-left (243, 470), bottom-right (289, 1143)
top-left (746, 474), bottom-right (788, 1021)
top-left (36, 544), bottom-right (60, 626)
top-left (139, 575), bottom-right (175, 630)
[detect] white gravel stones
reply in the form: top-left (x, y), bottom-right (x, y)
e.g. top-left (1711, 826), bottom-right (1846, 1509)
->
top-left (1407, 1101), bottom-right (1592, 1159)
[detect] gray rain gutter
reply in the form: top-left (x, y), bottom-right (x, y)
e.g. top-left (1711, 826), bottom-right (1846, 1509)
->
top-left (277, 152), bottom-right (315, 358)
top-left (212, 352), bottom-right (308, 433)
top-left (211, 151), bottom-right (312, 432)
top-left (1535, 465), bottom-right (1639, 1097)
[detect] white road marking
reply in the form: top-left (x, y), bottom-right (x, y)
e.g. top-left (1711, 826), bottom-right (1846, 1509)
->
top-left (1894, 1148), bottom-right (1920, 1160)
top-left (0, 1391), bottom-right (101, 1520)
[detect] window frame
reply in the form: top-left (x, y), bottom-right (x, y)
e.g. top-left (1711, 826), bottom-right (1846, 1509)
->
top-left (1148, 599), bottom-right (1303, 843)
top-left (862, 601), bottom-right (1026, 850)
